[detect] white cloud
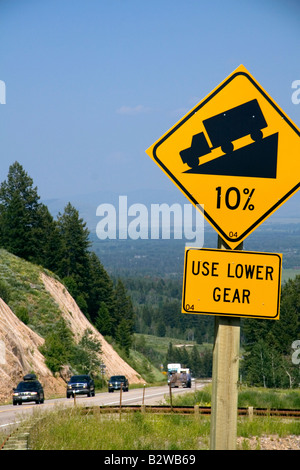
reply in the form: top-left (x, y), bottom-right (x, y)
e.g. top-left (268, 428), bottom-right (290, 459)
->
top-left (116, 104), bottom-right (150, 115)
top-left (172, 97), bottom-right (201, 117)
top-left (171, 107), bottom-right (189, 117)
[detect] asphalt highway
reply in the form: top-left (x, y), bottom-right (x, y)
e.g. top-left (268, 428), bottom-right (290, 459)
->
top-left (0, 381), bottom-right (207, 433)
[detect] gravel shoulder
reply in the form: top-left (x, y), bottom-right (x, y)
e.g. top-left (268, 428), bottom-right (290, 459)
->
top-left (237, 434), bottom-right (300, 450)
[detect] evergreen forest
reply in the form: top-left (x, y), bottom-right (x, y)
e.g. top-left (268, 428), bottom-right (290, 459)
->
top-left (0, 161), bottom-right (299, 388)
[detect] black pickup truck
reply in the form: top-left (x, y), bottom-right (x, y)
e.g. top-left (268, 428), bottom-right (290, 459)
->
top-left (66, 375), bottom-right (95, 398)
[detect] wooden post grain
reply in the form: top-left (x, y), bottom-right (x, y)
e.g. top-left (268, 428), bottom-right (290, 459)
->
top-left (210, 236), bottom-right (242, 450)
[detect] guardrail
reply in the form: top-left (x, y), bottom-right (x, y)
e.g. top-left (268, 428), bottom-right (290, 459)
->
top-left (1, 405), bottom-right (300, 450)
top-left (81, 404), bottom-right (300, 418)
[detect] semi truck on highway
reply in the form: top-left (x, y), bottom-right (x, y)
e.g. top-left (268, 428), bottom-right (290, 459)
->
top-left (180, 98), bottom-right (268, 169)
top-left (167, 363), bottom-right (191, 388)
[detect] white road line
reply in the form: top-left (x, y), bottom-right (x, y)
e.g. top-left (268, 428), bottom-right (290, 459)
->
top-left (0, 421), bottom-right (21, 428)
top-left (103, 385), bottom-right (203, 406)
top-left (105, 390), bottom-right (167, 406)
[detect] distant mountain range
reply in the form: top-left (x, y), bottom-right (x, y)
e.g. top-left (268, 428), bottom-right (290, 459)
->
top-left (44, 186), bottom-right (300, 234)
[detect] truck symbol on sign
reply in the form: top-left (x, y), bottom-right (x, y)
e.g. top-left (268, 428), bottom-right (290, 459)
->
top-left (180, 99), bottom-right (268, 169)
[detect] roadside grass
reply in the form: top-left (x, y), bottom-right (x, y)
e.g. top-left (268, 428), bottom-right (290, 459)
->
top-left (238, 387), bottom-right (300, 410)
top-left (170, 384), bottom-right (300, 410)
top-left (29, 407), bottom-right (210, 450)
top-left (238, 415), bottom-right (300, 439)
top-left (27, 386), bottom-right (300, 450)
top-left (27, 406), bottom-right (300, 451)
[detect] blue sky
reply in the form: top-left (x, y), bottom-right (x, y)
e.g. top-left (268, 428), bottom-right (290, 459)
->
top-left (1, 0), bottom-right (300, 203)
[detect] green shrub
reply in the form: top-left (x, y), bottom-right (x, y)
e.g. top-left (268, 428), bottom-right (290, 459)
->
top-left (0, 279), bottom-right (11, 303)
top-left (15, 306), bottom-right (30, 324)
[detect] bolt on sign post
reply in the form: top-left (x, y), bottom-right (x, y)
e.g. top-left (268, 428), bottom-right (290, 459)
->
top-left (145, 65), bottom-right (300, 450)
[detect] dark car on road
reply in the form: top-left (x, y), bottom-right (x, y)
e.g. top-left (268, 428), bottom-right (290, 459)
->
top-left (108, 375), bottom-right (129, 392)
top-left (13, 375), bottom-right (44, 405)
top-left (66, 375), bottom-right (95, 398)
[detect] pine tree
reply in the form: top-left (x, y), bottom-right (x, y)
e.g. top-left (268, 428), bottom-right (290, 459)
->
top-left (166, 342), bottom-right (175, 364)
top-left (190, 345), bottom-right (201, 377)
top-left (179, 346), bottom-right (190, 368)
top-left (115, 318), bottom-right (132, 356)
top-left (113, 279), bottom-right (135, 348)
top-left (272, 276), bottom-right (300, 355)
top-left (95, 301), bottom-right (113, 336)
top-left (56, 202), bottom-right (90, 304)
top-left (156, 320), bottom-right (166, 337)
top-left (40, 318), bottom-right (75, 374)
top-left (73, 329), bottom-right (102, 375)
top-left (0, 161), bottom-right (43, 259)
top-left (86, 252), bottom-right (115, 323)
top-left (33, 203), bottom-right (63, 271)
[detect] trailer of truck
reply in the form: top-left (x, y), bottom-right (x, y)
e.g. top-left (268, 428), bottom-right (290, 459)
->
top-left (180, 99), bottom-right (267, 169)
top-left (167, 363), bottom-right (191, 388)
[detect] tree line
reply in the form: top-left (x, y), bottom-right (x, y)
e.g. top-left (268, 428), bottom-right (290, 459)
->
top-left (123, 276), bottom-right (215, 343)
top-left (1, 162), bottom-right (299, 388)
top-left (241, 275), bottom-right (300, 388)
top-left (0, 161), bottom-right (135, 358)
top-left (165, 342), bottom-right (212, 378)
top-left (129, 274), bottom-right (300, 388)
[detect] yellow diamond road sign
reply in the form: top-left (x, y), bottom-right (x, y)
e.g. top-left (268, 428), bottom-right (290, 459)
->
top-left (146, 65), bottom-right (300, 249)
top-left (182, 248), bottom-right (282, 320)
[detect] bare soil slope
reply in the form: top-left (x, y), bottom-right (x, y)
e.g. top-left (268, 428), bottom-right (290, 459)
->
top-left (0, 270), bottom-right (144, 403)
top-left (0, 297), bottom-right (66, 402)
top-left (40, 273), bottom-right (144, 384)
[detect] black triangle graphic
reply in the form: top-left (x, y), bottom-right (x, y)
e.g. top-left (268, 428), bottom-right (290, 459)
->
top-left (185, 133), bottom-right (278, 178)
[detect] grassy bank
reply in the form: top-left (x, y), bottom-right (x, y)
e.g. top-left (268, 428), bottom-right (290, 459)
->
top-left (0, 249), bottom-right (63, 337)
top-left (26, 386), bottom-right (300, 450)
top-left (170, 384), bottom-right (300, 409)
top-left (27, 406), bottom-right (300, 450)
top-left (29, 408), bottom-right (211, 450)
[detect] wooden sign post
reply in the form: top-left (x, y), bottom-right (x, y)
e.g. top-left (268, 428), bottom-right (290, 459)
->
top-left (145, 65), bottom-right (298, 450)
top-left (181, 238), bottom-right (281, 449)
top-left (210, 315), bottom-right (240, 449)
top-left (209, 237), bottom-right (242, 450)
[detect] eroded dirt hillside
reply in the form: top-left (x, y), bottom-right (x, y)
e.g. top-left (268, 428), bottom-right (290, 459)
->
top-left (0, 298), bottom-right (66, 403)
top-left (40, 272), bottom-right (145, 384)
top-left (0, 268), bottom-right (144, 403)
